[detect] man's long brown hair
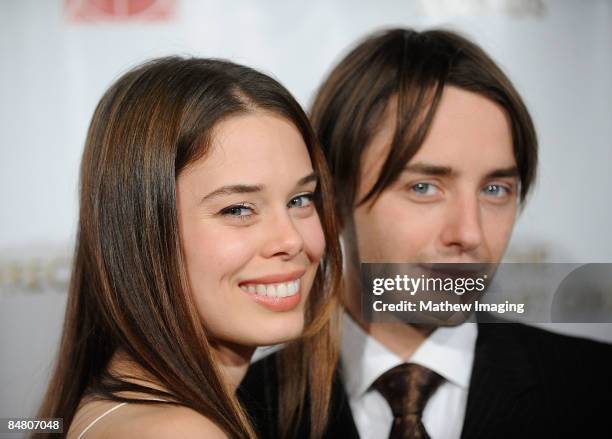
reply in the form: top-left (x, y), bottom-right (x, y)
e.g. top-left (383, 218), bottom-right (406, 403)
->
top-left (311, 28), bottom-right (538, 225)
top-left (37, 57), bottom-right (342, 438)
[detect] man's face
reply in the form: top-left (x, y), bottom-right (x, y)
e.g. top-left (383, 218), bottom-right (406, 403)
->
top-left (353, 86), bottom-right (518, 264)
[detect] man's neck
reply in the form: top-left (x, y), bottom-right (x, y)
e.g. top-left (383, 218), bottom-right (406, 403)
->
top-left (341, 225), bottom-right (435, 360)
top-left (346, 307), bottom-right (433, 360)
top-left (344, 257), bottom-right (433, 360)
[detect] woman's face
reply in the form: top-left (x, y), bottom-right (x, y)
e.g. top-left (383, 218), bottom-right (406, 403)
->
top-left (177, 111), bottom-right (325, 347)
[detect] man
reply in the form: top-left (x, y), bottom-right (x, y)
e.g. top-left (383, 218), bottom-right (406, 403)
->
top-left (239, 28), bottom-right (612, 438)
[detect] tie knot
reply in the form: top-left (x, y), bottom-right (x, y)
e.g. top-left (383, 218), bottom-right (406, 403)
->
top-left (373, 363), bottom-right (443, 417)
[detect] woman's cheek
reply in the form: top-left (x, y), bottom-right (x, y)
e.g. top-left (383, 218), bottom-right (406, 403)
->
top-left (187, 226), bottom-right (257, 283)
top-left (301, 214), bottom-right (326, 263)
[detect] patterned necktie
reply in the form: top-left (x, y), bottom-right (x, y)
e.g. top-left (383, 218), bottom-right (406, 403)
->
top-left (372, 363), bottom-right (444, 439)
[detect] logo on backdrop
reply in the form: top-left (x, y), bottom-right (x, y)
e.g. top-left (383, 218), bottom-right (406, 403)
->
top-left (0, 244), bottom-right (71, 294)
top-left (64, 0), bottom-right (176, 23)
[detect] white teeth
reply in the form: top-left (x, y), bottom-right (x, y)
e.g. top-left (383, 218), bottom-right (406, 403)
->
top-left (241, 279), bottom-right (301, 298)
top-left (266, 285), bottom-right (278, 297)
top-left (289, 279), bottom-right (300, 295)
top-left (277, 283), bottom-right (288, 297)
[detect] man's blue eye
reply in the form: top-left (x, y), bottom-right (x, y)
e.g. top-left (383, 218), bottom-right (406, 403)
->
top-left (288, 193), bottom-right (314, 208)
top-left (411, 183), bottom-right (437, 195)
top-left (483, 184), bottom-right (508, 197)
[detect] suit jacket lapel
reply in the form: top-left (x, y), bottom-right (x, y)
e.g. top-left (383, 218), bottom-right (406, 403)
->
top-left (460, 322), bottom-right (539, 438)
top-left (324, 367), bottom-right (361, 438)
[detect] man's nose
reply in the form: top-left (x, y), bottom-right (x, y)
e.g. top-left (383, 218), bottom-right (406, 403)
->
top-left (260, 210), bottom-right (305, 260)
top-left (439, 194), bottom-right (484, 253)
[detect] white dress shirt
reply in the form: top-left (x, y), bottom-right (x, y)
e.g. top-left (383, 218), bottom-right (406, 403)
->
top-left (340, 313), bottom-right (478, 439)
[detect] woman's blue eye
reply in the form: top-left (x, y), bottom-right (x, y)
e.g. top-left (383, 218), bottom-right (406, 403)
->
top-left (288, 193), bottom-right (314, 208)
top-left (411, 182), bottom-right (437, 196)
top-left (220, 205), bottom-right (253, 217)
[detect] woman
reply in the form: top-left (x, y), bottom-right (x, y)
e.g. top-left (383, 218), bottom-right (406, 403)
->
top-left (37, 57), bottom-right (342, 438)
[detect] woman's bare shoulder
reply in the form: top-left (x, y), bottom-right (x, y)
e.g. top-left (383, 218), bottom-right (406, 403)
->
top-left (69, 400), bottom-right (227, 439)
top-left (113, 404), bottom-right (228, 439)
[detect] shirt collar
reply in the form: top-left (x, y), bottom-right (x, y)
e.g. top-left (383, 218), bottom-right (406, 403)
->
top-left (340, 312), bottom-right (478, 399)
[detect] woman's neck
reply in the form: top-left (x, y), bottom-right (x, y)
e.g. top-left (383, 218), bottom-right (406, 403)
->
top-left (108, 341), bottom-right (255, 396)
top-left (209, 341), bottom-right (255, 391)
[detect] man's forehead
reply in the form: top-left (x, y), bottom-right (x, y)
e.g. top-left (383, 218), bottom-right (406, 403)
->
top-left (359, 87), bottom-right (515, 182)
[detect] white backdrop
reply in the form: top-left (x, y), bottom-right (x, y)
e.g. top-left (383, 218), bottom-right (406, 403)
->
top-left (1, 0), bottom-right (611, 423)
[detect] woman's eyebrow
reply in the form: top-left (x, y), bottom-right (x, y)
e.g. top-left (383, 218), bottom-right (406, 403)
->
top-left (295, 172), bottom-right (318, 188)
top-left (200, 184), bottom-right (264, 203)
top-left (200, 172), bottom-right (318, 204)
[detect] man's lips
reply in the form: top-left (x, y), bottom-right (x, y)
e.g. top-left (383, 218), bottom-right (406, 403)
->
top-left (415, 262), bottom-right (490, 279)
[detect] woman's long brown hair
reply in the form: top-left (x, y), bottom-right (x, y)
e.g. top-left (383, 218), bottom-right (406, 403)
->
top-left (36, 57), bottom-right (342, 439)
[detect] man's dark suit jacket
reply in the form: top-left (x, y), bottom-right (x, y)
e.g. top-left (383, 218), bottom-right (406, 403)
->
top-left (238, 322), bottom-right (612, 438)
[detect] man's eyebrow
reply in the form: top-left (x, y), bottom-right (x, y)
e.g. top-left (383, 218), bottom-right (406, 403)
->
top-left (485, 166), bottom-right (519, 179)
top-left (201, 184), bottom-right (263, 203)
top-left (403, 163), bottom-right (453, 176)
top-left (403, 163), bottom-right (519, 180)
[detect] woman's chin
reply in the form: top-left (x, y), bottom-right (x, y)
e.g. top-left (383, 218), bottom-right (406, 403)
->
top-left (241, 314), bottom-right (306, 347)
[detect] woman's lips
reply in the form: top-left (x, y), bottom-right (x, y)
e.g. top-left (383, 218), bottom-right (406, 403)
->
top-left (239, 269), bottom-right (305, 285)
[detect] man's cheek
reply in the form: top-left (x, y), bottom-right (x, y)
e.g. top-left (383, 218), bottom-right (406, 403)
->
top-left (485, 219), bottom-right (514, 260)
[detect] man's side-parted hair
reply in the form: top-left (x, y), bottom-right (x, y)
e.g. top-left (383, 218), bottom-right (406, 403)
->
top-left (310, 28), bottom-right (538, 224)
